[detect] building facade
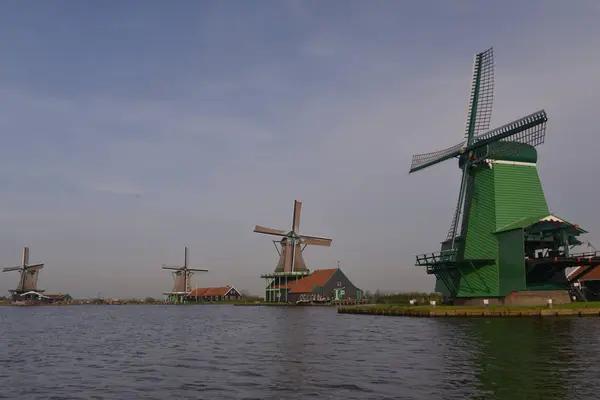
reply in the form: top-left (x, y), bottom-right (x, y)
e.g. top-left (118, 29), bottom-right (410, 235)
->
top-left (265, 268), bottom-right (362, 304)
top-left (11, 291), bottom-right (72, 304)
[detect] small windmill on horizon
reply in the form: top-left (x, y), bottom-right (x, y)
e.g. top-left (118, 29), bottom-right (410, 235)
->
top-left (162, 246), bottom-right (208, 303)
top-left (255, 200), bottom-right (333, 302)
top-left (254, 200), bottom-right (332, 274)
top-left (2, 246), bottom-right (45, 300)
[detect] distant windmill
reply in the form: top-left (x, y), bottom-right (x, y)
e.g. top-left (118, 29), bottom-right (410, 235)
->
top-left (2, 247), bottom-right (45, 298)
top-left (254, 200), bottom-right (332, 273)
top-left (162, 246), bottom-right (208, 294)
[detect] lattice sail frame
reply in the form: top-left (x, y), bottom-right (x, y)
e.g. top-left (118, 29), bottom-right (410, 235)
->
top-left (472, 110), bottom-right (547, 160)
top-left (409, 110), bottom-right (548, 173)
top-left (464, 47), bottom-right (494, 140)
top-left (447, 48), bottom-right (495, 243)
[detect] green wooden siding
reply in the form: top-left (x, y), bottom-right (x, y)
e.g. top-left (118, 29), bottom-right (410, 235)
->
top-left (498, 229), bottom-right (526, 295)
top-left (451, 162), bottom-right (549, 298)
top-left (493, 163), bottom-right (549, 231)
top-left (460, 167), bottom-right (498, 296)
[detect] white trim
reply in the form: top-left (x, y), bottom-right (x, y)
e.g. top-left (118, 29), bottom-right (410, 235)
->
top-left (484, 159), bottom-right (536, 167)
top-left (495, 214), bottom-right (567, 233)
top-left (567, 266), bottom-right (583, 280)
top-left (539, 215), bottom-right (566, 223)
top-left (17, 291), bottom-right (53, 299)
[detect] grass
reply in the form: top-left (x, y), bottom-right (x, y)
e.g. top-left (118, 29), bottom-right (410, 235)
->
top-left (337, 301), bottom-right (600, 317)
top-left (351, 301), bottom-right (600, 311)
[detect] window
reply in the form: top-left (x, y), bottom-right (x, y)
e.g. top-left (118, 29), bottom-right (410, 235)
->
top-left (337, 281), bottom-right (342, 287)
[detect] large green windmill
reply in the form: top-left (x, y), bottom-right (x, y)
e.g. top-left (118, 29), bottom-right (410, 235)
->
top-left (409, 47), bottom-right (598, 304)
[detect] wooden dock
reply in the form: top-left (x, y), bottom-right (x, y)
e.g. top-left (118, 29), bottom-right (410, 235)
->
top-left (337, 305), bottom-right (600, 317)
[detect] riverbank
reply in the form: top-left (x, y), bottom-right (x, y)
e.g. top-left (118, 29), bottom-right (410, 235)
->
top-left (234, 302), bottom-right (335, 307)
top-left (337, 302), bottom-right (600, 317)
top-left (0, 300), bottom-right (261, 307)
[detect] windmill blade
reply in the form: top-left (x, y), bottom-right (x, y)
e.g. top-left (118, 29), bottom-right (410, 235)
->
top-left (22, 246), bottom-right (30, 266)
top-left (292, 200), bottom-right (302, 232)
top-left (300, 237), bottom-right (332, 247)
top-left (299, 233), bottom-right (333, 241)
top-left (187, 268), bottom-right (209, 272)
top-left (464, 47), bottom-right (494, 141)
top-left (290, 239), bottom-right (296, 273)
top-left (2, 266), bottom-right (22, 272)
top-left (254, 225), bottom-right (287, 237)
top-left (409, 141), bottom-right (466, 173)
top-left (24, 263), bottom-right (44, 269)
top-left (446, 163), bottom-right (471, 245)
top-left (162, 266), bottom-right (184, 271)
top-left (24, 264), bottom-right (44, 271)
top-left (283, 241), bottom-right (293, 272)
top-left (468, 110), bottom-right (547, 155)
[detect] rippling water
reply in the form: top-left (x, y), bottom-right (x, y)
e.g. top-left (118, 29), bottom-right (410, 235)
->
top-left (1, 305), bottom-right (600, 399)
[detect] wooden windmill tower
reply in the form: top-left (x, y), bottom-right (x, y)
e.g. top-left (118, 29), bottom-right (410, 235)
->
top-left (255, 200), bottom-right (332, 302)
top-left (162, 246), bottom-right (208, 303)
top-left (409, 47), bottom-right (596, 306)
top-left (2, 247), bottom-right (45, 300)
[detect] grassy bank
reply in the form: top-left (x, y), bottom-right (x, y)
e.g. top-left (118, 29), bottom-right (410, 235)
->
top-left (233, 302), bottom-right (337, 307)
top-left (0, 300), bottom-right (262, 307)
top-left (338, 302), bottom-right (600, 317)
top-left (371, 292), bottom-right (442, 305)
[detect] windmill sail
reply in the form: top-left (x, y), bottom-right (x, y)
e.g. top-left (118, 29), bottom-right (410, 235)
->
top-left (162, 247), bottom-right (208, 294)
top-left (464, 47), bottom-right (494, 140)
top-left (255, 200), bottom-right (331, 274)
top-left (446, 48), bottom-right (495, 246)
top-left (2, 247), bottom-right (45, 294)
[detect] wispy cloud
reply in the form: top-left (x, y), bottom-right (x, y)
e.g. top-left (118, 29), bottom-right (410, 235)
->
top-left (0, 1), bottom-right (598, 297)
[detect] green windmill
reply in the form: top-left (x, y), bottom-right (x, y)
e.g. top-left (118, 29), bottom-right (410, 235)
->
top-left (409, 47), bottom-right (599, 305)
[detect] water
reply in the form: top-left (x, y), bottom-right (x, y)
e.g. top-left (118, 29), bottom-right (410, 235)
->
top-left (1, 305), bottom-right (599, 400)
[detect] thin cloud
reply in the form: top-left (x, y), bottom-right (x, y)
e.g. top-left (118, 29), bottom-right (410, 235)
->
top-left (0, 2), bottom-right (598, 297)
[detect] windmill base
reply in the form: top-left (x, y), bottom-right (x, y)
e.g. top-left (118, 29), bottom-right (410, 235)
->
top-left (453, 290), bottom-right (571, 307)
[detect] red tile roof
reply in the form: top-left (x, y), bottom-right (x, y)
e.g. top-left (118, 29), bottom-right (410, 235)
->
top-left (188, 286), bottom-right (234, 297)
top-left (286, 269), bottom-right (337, 294)
top-left (570, 266), bottom-right (600, 281)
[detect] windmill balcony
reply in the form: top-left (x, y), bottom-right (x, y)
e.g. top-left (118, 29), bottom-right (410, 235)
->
top-left (415, 250), bottom-right (458, 267)
top-left (260, 270), bottom-right (311, 279)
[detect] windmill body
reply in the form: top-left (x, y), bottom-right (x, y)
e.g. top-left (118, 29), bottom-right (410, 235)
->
top-left (162, 246), bottom-right (208, 303)
top-left (255, 200), bottom-right (332, 302)
top-left (2, 247), bottom-right (45, 300)
top-left (410, 47), bottom-right (600, 306)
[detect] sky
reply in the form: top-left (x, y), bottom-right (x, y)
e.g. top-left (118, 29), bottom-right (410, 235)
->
top-left (0, 0), bottom-right (599, 298)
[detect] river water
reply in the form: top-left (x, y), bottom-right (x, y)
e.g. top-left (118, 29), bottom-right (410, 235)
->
top-left (0, 305), bottom-right (599, 400)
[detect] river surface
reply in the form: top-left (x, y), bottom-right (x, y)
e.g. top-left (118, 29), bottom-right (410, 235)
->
top-left (0, 305), bottom-right (599, 400)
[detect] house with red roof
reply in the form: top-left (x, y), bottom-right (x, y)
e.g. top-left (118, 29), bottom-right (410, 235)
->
top-left (186, 285), bottom-right (242, 302)
top-left (568, 265), bottom-right (600, 300)
top-left (266, 267), bottom-right (362, 303)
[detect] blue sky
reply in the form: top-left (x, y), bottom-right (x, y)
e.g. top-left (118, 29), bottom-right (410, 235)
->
top-left (0, 1), bottom-right (599, 298)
